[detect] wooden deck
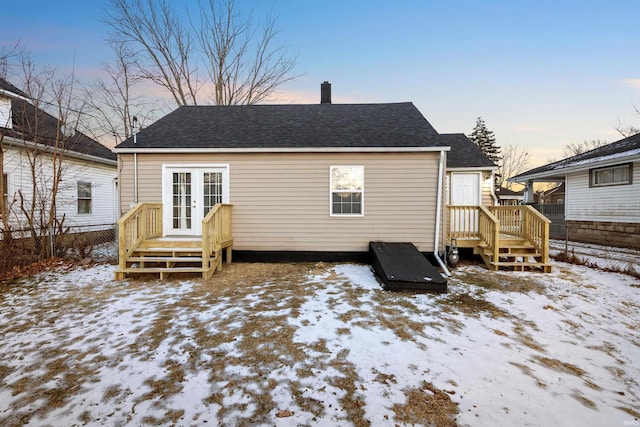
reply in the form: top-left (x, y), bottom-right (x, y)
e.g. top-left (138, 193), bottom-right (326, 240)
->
top-left (447, 205), bottom-right (552, 272)
top-left (115, 203), bottom-right (233, 280)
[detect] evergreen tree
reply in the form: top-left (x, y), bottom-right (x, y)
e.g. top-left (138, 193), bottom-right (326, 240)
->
top-left (469, 116), bottom-right (501, 164)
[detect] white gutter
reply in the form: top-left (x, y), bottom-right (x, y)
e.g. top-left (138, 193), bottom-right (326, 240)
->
top-left (509, 152), bottom-right (640, 183)
top-left (2, 135), bottom-right (117, 167)
top-left (433, 149), bottom-right (451, 277)
top-left (114, 146), bottom-right (452, 154)
top-left (448, 166), bottom-right (499, 172)
top-left (0, 88), bottom-right (31, 103)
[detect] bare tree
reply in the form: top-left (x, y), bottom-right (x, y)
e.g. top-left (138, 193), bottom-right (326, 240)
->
top-left (616, 105), bottom-right (640, 137)
top-left (102, 0), bottom-right (297, 107)
top-left (496, 143), bottom-right (530, 190)
top-left (197, 1), bottom-right (297, 105)
top-left (562, 139), bottom-right (608, 158)
top-left (0, 42), bottom-right (22, 80)
top-left (1, 52), bottom-right (86, 258)
top-left (103, 0), bottom-right (199, 106)
top-left (82, 41), bottom-right (160, 145)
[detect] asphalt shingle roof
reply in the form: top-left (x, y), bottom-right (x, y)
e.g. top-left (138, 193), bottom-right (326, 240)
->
top-left (115, 102), bottom-right (495, 168)
top-left (440, 133), bottom-right (497, 168)
top-left (1, 78), bottom-right (116, 162)
top-left (117, 103), bottom-right (445, 149)
top-left (511, 132), bottom-right (640, 181)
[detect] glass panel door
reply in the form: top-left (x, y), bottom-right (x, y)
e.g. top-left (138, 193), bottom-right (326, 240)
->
top-left (172, 172), bottom-right (192, 230)
top-left (164, 166), bottom-right (228, 236)
top-left (203, 172), bottom-right (223, 217)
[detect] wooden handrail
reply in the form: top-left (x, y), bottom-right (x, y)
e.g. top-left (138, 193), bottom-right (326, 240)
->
top-left (201, 204), bottom-right (233, 276)
top-left (489, 205), bottom-right (550, 264)
top-left (447, 204), bottom-right (551, 270)
top-left (117, 203), bottom-right (162, 273)
top-left (520, 205), bottom-right (550, 264)
top-left (478, 206), bottom-right (500, 265)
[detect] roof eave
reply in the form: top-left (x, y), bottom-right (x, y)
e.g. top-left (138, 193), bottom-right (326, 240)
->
top-left (113, 146), bottom-right (452, 154)
top-left (2, 135), bottom-right (117, 166)
top-left (509, 152), bottom-right (640, 183)
top-left (447, 166), bottom-right (498, 171)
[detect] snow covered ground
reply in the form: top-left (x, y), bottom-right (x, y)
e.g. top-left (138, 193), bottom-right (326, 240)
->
top-left (550, 239), bottom-right (640, 273)
top-left (0, 260), bottom-right (638, 426)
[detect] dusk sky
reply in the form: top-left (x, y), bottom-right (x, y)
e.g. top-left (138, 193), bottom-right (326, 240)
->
top-left (2, 0), bottom-right (639, 167)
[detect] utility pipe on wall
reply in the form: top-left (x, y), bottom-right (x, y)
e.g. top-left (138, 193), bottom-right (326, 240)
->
top-left (433, 149), bottom-right (451, 277)
top-left (133, 117), bottom-right (138, 205)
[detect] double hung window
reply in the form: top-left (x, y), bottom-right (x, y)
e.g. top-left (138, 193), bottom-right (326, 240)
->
top-left (77, 181), bottom-right (92, 214)
top-left (330, 166), bottom-right (364, 216)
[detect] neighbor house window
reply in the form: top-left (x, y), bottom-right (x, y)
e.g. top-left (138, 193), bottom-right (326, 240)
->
top-left (590, 163), bottom-right (632, 187)
top-left (330, 166), bottom-right (363, 216)
top-left (1, 173), bottom-right (8, 214)
top-left (77, 181), bottom-right (92, 214)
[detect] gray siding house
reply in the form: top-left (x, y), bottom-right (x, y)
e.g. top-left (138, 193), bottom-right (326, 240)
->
top-left (510, 132), bottom-right (640, 248)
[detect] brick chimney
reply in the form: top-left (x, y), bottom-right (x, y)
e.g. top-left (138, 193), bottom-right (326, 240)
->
top-left (321, 81), bottom-right (331, 104)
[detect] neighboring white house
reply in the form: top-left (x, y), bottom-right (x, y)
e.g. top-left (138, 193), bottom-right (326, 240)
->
top-left (509, 132), bottom-right (640, 248)
top-left (1, 78), bottom-right (117, 238)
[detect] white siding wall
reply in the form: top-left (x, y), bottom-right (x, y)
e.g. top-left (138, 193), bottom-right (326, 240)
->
top-left (2, 145), bottom-right (117, 230)
top-left (119, 152), bottom-right (442, 252)
top-left (0, 95), bottom-right (11, 129)
top-left (566, 161), bottom-right (640, 223)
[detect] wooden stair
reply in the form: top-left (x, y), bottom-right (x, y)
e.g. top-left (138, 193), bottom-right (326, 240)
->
top-left (117, 238), bottom-right (223, 279)
top-left (475, 237), bottom-right (552, 272)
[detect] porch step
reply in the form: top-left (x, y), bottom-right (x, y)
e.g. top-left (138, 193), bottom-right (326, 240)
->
top-left (127, 256), bottom-right (204, 263)
top-left (133, 247), bottom-right (203, 254)
top-left (138, 240), bottom-right (202, 249)
top-left (485, 251), bottom-right (542, 258)
top-left (119, 267), bottom-right (205, 274)
top-left (489, 261), bottom-right (553, 273)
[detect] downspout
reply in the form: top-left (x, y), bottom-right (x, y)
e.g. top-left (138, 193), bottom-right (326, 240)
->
top-left (133, 153), bottom-right (138, 204)
top-left (434, 149), bottom-right (451, 277)
top-left (490, 170), bottom-right (498, 205)
top-left (133, 117), bottom-right (138, 205)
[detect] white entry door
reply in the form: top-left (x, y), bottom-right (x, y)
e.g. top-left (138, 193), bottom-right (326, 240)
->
top-left (163, 166), bottom-right (229, 236)
top-left (451, 173), bottom-right (481, 206)
top-left (450, 172), bottom-right (481, 234)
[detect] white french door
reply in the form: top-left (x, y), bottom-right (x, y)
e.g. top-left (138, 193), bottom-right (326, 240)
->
top-left (163, 165), bottom-right (229, 236)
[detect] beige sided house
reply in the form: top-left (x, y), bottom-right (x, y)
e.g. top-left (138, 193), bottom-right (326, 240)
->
top-left (114, 83), bottom-right (548, 279)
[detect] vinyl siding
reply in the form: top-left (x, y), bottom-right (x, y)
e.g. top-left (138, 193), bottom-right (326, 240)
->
top-left (118, 152), bottom-right (442, 252)
top-left (3, 144), bottom-right (117, 230)
top-left (566, 161), bottom-right (640, 223)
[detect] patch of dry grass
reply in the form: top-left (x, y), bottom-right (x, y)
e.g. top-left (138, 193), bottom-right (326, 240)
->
top-left (534, 356), bottom-right (585, 377)
top-left (2, 260), bottom-right (635, 426)
top-left (392, 381), bottom-right (458, 427)
top-left (438, 292), bottom-right (509, 319)
top-left (509, 362), bottom-right (547, 389)
top-left (452, 269), bottom-right (546, 294)
top-left (513, 321), bottom-right (546, 352)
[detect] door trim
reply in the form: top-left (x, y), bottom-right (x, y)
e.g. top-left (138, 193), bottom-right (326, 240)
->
top-left (161, 164), bottom-right (230, 236)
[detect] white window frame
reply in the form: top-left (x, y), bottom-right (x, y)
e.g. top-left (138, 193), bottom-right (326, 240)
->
top-left (590, 163), bottom-right (632, 187)
top-left (329, 166), bottom-right (364, 217)
top-left (77, 181), bottom-right (93, 215)
top-left (1, 173), bottom-right (8, 215)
